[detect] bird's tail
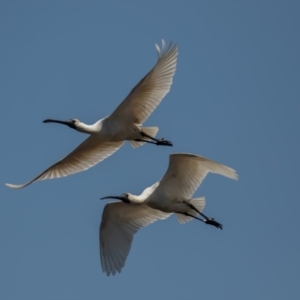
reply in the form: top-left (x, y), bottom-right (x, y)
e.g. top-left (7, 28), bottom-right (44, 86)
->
top-left (129, 127), bottom-right (159, 148)
top-left (176, 197), bottom-right (206, 224)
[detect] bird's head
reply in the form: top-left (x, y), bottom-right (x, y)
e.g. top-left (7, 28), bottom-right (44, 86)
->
top-left (42, 118), bottom-right (96, 134)
top-left (69, 118), bottom-right (80, 128)
top-left (101, 193), bottom-right (132, 204)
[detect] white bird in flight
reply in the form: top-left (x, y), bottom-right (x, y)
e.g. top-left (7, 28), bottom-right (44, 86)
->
top-left (100, 153), bottom-right (238, 276)
top-left (6, 40), bottom-right (178, 189)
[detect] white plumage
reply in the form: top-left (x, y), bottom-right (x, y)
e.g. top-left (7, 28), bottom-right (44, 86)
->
top-left (100, 153), bottom-right (238, 275)
top-left (6, 40), bottom-right (178, 189)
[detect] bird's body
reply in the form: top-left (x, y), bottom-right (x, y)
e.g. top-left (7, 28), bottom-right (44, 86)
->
top-left (6, 40), bottom-right (178, 189)
top-left (100, 153), bottom-right (238, 275)
top-left (133, 182), bottom-right (194, 214)
top-left (99, 116), bottom-right (154, 142)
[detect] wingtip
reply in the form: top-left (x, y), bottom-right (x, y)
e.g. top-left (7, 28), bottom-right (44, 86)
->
top-left (155, 43), bottom-right (160, 54)
top-left (155, 39), bottom-right (167, 55)
top-left (226, 168), bottom-right (239, 181)
top-left (233, 172), bottom-right (239, 181)
top-left (5, 183), bottom-right (17, 189)
top-left (5, 182), bottom-right (24, 189)
top-left (170, 153), bottom-right (239, 182)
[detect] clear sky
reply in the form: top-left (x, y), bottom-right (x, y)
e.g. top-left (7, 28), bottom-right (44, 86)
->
top-left (1, 1), bottom-right (299, 299)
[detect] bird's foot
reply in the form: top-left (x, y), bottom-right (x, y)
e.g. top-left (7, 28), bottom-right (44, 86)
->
top-left (156, 138), bottom-right (173, 147)
top-left (205, 218), bottom-right (223, 230)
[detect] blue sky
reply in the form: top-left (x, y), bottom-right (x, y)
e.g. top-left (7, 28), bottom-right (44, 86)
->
top-left (1, 1), bottom-right (299, 299)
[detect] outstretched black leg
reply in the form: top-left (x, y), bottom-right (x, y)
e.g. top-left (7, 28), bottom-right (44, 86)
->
top-left (182, 201), bottom-right (223, 230)
top-left (139, 131), bottom-right (173, 146)
top-left (134, 139), bottom-right (157, 145)
top-left (178, 212), bottom-right (206, 223)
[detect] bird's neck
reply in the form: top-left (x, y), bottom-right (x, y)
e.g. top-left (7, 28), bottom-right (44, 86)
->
top-left (130, 194), bottom-right (146, 204)
top-left (76, 123), bottom-right (99, 134)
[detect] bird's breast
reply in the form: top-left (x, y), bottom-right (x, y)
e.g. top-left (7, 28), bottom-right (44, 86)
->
top-left (147, 193), bottom-right (189, 214)
top-left (147, 198), bottom-right (175, 213)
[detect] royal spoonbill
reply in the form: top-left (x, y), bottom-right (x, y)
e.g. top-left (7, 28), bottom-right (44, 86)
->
top-left (100, 153), bottom-right (238, 275)
top-left (6, 40), bottom-right (177, 189)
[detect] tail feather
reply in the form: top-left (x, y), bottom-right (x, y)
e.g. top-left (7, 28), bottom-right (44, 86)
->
top-left (176, 197), bottom-right (206, 224)
top-left (130, 127), bottom-right (159, 148)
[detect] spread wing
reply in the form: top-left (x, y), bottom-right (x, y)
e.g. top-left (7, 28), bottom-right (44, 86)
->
top-left (5, 136), bottom-right (124, 189)
top-left (157, 153), bottom-right (238, 199)
top-left (100, 202), bottom-right (171, 276)
top-left (109, 40), bottom-right (178, 125)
